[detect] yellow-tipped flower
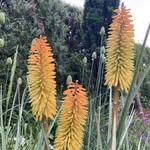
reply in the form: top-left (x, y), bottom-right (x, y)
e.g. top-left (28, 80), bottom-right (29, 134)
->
top-left (54, 82), bottom-right (88, 150)
top-left (27, 36), bottom-right (56, 121)
top-left (105, 3), bottom-right (134, 93)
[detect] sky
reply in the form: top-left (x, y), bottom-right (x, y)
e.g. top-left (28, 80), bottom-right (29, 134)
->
top-left (62, 0), bottom-right (150, 47)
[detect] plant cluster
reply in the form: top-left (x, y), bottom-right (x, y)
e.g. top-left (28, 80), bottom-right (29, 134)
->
top-left (0, 1), bottom-right (150, 150)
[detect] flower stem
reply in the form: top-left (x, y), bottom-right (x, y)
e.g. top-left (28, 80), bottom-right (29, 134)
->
top-left (112, 87), bottom-right (120, 150)
top-left (87, 59), bottom-right (94, 94)
top-left (43, 117), bottom-right (49, 150)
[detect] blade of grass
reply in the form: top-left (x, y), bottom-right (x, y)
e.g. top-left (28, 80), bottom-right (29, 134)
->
top-left (136, 62), bottom-right (150, 90)
top-left (117, 112), bottom-right (134, 150)
top-left (15, 86), bottom-right (27, 150)
top-left (5, 46), bottom-right (19, 124)
top-left (42, 125), bottom-right (50, 150)
top-left (6, 83), bottom-right (19, 141)
top-left (35, 130), bottom-right (44, 150)
top-left (125, 131), bottom-right (129, 150)
top-left (137, 134), bottom-right (142, 150)
top-left (0, 86), bottom-right (6, 150)
top-left (29, 128), bottom-right (33, 150)
top-left (47, 108), bottom-right (61, 135)
top-left (143, 132), bottom-right (150, 150)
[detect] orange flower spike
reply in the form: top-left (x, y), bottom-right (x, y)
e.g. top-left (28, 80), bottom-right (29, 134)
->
top-left (105, 3), bottom-right (134, 93)
top-left (27, 36), bottom-right (56, 121)
top-left (54, 82), bottom-right (88, 150)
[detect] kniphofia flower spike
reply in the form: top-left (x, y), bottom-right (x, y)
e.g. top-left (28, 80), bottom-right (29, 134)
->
top-left (27, 36), bottom-right (56, 121)
top-left (105, 3), bottom-right (134, 93)
top-left (54, 82), bottom-right (88, 150)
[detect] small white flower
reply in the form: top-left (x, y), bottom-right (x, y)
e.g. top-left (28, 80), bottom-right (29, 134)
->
top-left (14, 136), bottom-right (25, 146)
top-left (49, 144), bottom-right (53, 149)
top-left (143, 63), bottom-right (146, 68)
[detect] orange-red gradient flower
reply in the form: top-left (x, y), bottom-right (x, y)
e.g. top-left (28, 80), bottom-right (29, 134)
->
top-left (105, 3), bottom-right (134, 93)
top-left (54, 82), bottom-right (88, 150)
top-left (27, 36), bottom-right (56, 121)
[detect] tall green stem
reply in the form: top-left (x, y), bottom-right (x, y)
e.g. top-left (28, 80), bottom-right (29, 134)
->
top-left (43, 117), bottom-right (49, 150)
top-left (87, 59), bottom-right (94, 94)
top-left (107, 87), bottom-right (112, 143)
top-left (87, 99), bottom-right (93, 150)
top-left (112, 87), bottom-right (120, 150)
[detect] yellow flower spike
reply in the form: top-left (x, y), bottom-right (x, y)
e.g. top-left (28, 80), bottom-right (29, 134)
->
top-left (27, 36), bottom-right (56, 121)
top-left (105, 3), bottom-right (134, 93)
top-left (54, 82), bottom-right (88, 150)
